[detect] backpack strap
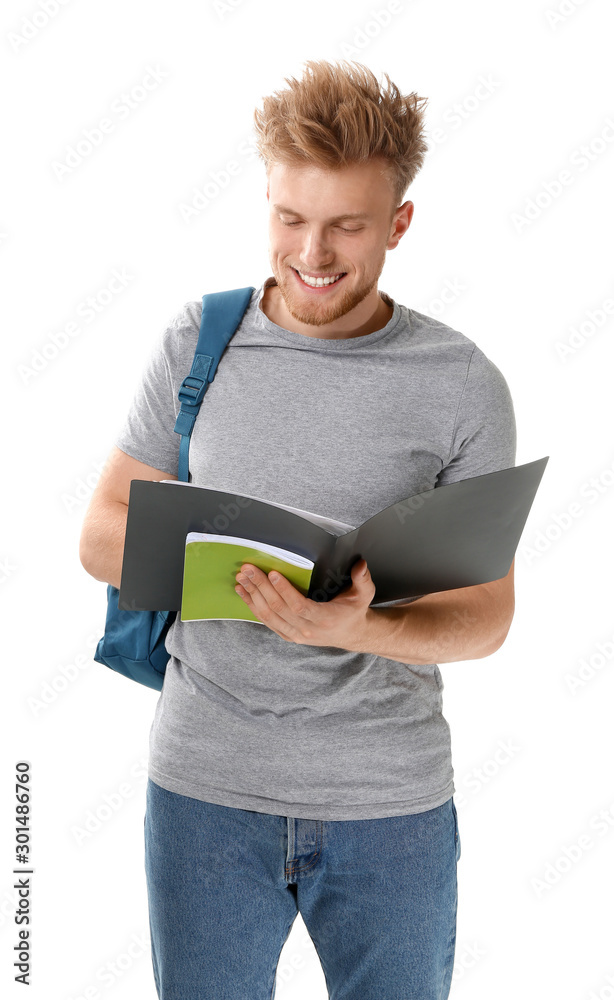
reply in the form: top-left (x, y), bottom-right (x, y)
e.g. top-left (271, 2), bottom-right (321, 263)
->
top-left (174, 286), bottom-right (255, 482)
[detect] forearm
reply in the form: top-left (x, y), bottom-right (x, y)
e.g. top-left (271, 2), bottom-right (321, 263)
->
top-left (350, 586), bottom-right (512, 665)
top-left (79, 500), bottom-right (128, 589)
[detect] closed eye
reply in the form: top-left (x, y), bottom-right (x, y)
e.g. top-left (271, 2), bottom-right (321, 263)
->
top-left (281, 221), bottom-right (362, 234)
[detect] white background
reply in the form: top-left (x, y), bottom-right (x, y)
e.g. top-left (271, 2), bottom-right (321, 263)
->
top-left (2, 0), bottom-right (614, 997)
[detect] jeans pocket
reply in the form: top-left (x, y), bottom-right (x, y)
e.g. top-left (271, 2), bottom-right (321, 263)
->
top-left (451, 797), bottom-right (461, 863)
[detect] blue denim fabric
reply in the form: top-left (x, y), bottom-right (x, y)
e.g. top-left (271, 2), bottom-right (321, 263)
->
top-left (144, 777), bottom-right (461, 999)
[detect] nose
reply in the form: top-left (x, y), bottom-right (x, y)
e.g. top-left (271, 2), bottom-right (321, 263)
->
top-left (298, 227), bottom-right (335, 270)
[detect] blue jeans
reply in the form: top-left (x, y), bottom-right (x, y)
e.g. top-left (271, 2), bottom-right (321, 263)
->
top-left (144, 777), bottom-right (461, 1000)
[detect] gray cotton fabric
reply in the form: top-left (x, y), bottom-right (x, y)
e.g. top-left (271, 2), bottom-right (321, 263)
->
top-left (114, 277), bottom-right (516, 820)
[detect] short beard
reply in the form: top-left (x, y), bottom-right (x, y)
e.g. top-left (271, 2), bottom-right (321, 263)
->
top-left (272, 250), bottom-right (387, 328)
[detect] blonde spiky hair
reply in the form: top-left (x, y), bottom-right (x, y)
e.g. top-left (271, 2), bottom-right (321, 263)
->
top-left (253, 59), bottom-right (429, 207)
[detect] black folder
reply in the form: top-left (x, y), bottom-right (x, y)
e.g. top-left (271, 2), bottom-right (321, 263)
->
top-left (118, 456), bottom-right (549, 611)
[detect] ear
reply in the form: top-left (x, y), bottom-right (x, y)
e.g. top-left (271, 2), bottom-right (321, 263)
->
top-left (388, 201), bottom-right (414, 250)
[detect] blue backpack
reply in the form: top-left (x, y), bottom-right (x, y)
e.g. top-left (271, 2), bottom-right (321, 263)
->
top-left (93, 286), bottom-right (256, 690)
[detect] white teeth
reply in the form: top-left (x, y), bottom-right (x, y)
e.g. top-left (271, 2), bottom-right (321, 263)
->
top-left (297, 270), bottom-right (344, 287)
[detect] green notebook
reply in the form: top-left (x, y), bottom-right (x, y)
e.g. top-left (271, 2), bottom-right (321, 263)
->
top-left (180, 532), bottom-right (315, 622)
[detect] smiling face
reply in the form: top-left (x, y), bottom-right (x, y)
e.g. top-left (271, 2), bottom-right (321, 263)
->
top-left (265, 158), bottom-right (413, 336)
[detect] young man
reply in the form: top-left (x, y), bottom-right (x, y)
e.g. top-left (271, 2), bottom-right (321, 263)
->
top-left (80, 60), bottom-right (516, 1000)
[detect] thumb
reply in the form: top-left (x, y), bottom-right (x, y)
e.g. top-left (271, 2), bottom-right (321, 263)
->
top-left (343, 560), bottom-right (369, 601)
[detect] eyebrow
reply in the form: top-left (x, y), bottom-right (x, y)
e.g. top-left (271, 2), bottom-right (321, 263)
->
top-left (273, 204), bottom-right (370, 222)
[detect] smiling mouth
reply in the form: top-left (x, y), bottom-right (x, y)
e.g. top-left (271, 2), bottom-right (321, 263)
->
top-left (292, 267), bottom-right (347, 289)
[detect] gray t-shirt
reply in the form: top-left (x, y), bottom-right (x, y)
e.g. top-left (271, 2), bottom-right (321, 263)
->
top-left (115, 277), bottom-right (516, 820)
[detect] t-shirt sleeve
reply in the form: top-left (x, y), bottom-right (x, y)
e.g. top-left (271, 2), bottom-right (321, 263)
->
top-left (114, 301), bottom-right (199, 476)
top-left (436, 344), bottom-right (516, 487)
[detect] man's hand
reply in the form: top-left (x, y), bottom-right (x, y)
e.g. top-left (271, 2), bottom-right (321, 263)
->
top-left (234, 558), bottom-right (376, 649)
